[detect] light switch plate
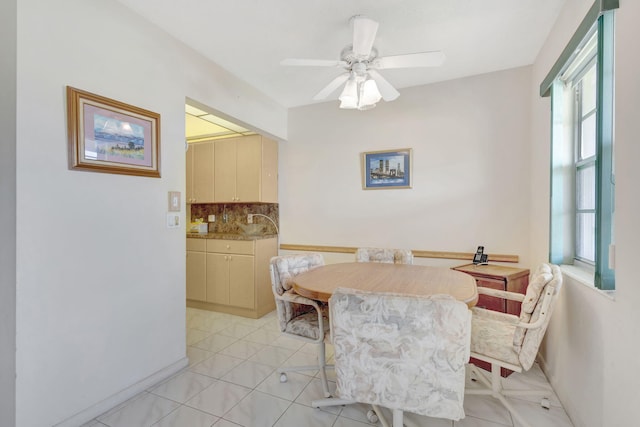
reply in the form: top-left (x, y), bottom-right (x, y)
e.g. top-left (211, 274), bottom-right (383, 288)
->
top-left (168, 191), bottom-right (181, 212)
top-left (166, 213), bottom-right (180, 228)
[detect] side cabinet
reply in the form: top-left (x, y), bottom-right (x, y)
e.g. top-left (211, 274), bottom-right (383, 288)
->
top-left (187, 237), bottom-right (278, 318)
top-left (452, 263), bottom-right (530, 377)
top-left (452, 263), bottom-right (529, 315)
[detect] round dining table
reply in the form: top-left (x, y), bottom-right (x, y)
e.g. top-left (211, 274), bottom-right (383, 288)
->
top-left (291, 262), bottom-right (478, 308)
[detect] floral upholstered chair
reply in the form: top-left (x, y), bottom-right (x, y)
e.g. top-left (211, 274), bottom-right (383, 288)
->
top-left (269, 253), bottom-right (332, 397)
top-left (320, 287), bottom-right (471, 426)
top-left (355, 247), bottom-right (414, 264)
top-left (466, 263), bottom-right (563, 427)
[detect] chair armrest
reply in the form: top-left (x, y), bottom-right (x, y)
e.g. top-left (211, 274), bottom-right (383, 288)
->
top-left (513, 288), bottom-right (555, 329)
top-left (472, 307), bottom-right (520, 324)
top-left (278, 290), bottom-right (327, 342)
top-left (279, 290), bottom-right (322, 312)
top-left (477, 286), bottom-right (525, 302)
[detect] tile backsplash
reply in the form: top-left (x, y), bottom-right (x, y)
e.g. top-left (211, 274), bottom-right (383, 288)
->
top-left (189, 203), bottom-right (279, 235)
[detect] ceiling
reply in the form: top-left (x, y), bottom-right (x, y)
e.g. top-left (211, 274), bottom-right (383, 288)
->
top-left (185, 105), bottom-right (255, 142)
top-left (117, 0), bottom-right (565, 110)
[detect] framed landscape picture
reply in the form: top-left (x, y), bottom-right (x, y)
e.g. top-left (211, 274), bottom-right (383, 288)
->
top-left (67, 86), bottom-right (161, 177)
top-left (361, 148), bottom-right (412, 190)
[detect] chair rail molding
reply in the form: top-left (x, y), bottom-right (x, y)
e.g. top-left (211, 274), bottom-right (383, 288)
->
top-left (279, 244), bottom-right (519, 263)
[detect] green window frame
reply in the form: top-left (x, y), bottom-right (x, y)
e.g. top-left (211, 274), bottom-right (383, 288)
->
top-left (542, 1), bottom-right (616, 290)
top-left (573, 58), bottom-right (597, 264)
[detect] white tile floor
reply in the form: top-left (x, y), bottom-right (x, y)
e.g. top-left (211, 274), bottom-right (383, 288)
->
top-left (83, 308), bottom-right (574, 427)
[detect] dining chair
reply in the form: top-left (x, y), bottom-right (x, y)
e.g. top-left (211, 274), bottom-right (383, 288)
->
top-left (269, 253), bottom-right (332, 397)
top-left (466, 263), bottom-right (563, 427)
top-left (314, 287), bottom-right (471, 426)
top-left (355, 247), bottom-right (414, 264)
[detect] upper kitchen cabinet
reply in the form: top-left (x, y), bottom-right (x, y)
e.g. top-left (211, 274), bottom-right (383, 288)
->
top-left (214, 135), bottom-right (278, 203)
top-left (186, 141), bottom-right (215, 203)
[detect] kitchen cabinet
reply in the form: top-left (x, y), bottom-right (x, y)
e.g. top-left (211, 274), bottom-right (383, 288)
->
top-left (186, 236), bottom-right (277, 318)
top-left (186, 238), bottom-right (207, 301)
top-left (214, 135), bottom-right (277, 203)
top-left (206, 240), bottom-right (255, 309)
top-left (186, 141), bottom-right (215, 203)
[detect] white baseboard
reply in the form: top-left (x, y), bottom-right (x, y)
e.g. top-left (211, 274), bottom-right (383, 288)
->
top-left (54, 356), bottom-right (189, 427)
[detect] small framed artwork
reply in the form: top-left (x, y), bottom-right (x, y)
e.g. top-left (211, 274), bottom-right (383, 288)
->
top-left (361, 148), bottom-right (412, 190)
top-left (67, 86), bottom-right (161, 177)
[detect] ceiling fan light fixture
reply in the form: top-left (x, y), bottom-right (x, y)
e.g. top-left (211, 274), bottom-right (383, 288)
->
top-left (359, 78), bottom-right (382, 106)
top-left (339, 77), bottom-right (358, 109)
top-left (357, 102), bottom-right (377, 111)
top-left (339, 98), bottom-right (358, 109)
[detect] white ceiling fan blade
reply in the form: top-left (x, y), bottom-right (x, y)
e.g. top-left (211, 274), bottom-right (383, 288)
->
top-left (374, 51), bottom-right (446, 69)
top-left (352, 16), bottom-right (379, 57)
top-left (312, 73), bottom-right (350, 100)
top-left (281, 58), bottom-right (347, 67)
top-left (367, 70), bottom-right (400, 101)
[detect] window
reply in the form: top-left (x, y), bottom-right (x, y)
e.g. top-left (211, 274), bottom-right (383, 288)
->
top-left (542, 3), bottom-right (616, 290)
top-left (570, 41), bottom-right (597, 264)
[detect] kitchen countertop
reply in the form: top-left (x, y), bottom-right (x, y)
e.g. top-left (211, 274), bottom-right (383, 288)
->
top-left (187, 232), bottom-right (278, 241)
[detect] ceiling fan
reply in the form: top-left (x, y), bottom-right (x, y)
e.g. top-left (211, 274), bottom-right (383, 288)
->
top-left (281, 15), bottom-right (445, 110)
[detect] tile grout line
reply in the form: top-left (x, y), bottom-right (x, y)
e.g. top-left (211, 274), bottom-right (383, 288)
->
top-left (91, 308), bottom-right (571, 427)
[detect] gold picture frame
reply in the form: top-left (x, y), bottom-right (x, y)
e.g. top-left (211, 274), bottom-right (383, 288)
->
top-left (67, 86), bottom-right (160, 177)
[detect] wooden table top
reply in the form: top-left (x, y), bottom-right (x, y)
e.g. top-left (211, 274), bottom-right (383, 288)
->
top-left (292, 262), bottom-right (478, 307)
top-left (452, 263), bottom-right (530, 281)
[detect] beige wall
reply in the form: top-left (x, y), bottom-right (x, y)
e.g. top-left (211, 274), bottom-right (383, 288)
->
top-left (15, 0), bottom-right (286, 425)
top-left (530, 1), bottom-right (640, 426)
top-left (282, 3), bottom-right (640, 425)
top-left (281, 66), bottom-right (533, 268)
top-left (11, 0), bottom-right (640, 425)
top-left (603, 1), bottom-right (640, 423)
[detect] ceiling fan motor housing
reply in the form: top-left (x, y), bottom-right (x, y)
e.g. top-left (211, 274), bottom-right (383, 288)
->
top-left (341, 45), bottom-right (378, 69)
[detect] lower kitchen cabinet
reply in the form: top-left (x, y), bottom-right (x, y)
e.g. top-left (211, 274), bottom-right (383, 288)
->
top-left (186, 237), bottom-right (277, 318)
top-left (206, 253), bottom-right (254, 309)
top-left (186, 238), bottom-right (206, 301)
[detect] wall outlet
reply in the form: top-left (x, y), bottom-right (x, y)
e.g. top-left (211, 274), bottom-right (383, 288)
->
top-left (247, 214), bottom-right (253, 224)
top-left (166, 213), bottom-right (180, 229)
top-left (208, 214), bottom-right (216, 222)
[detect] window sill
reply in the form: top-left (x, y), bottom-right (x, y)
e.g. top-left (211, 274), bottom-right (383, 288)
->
top-left (560, 264), bottom-right (615, 300)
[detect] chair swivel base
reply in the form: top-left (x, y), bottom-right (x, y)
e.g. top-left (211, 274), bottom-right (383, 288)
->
top-left (466, 363), bottom-right (553, 427)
